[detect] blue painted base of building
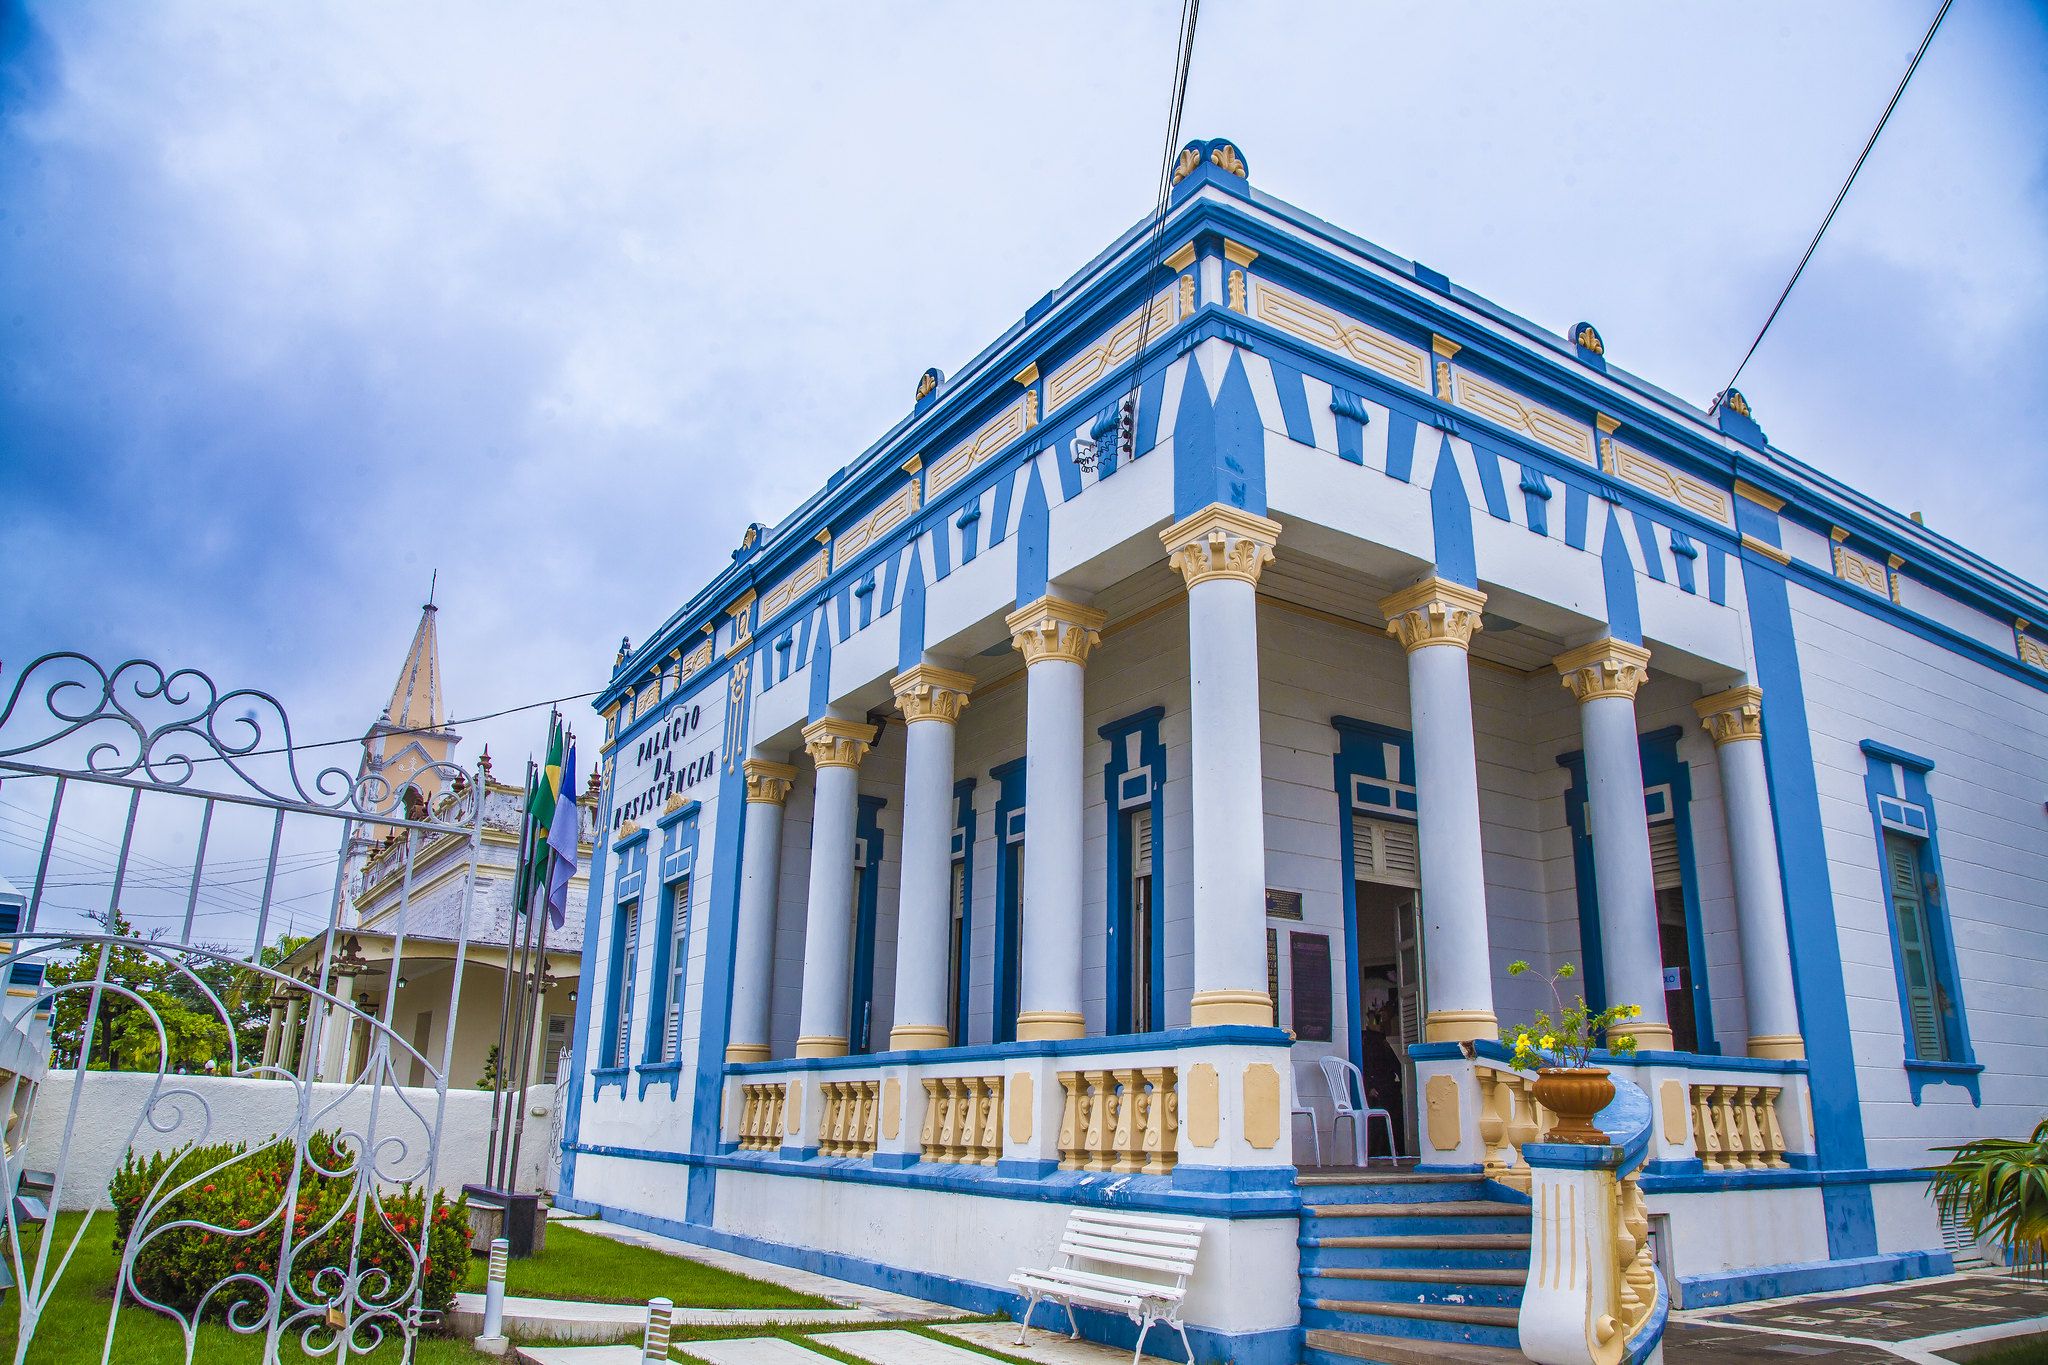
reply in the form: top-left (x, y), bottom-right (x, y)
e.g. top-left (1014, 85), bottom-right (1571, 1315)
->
top-left (553, 1193), bottom-right (1300, 1365)
top-left (1678, 1249), bottom-right (1954, 1309)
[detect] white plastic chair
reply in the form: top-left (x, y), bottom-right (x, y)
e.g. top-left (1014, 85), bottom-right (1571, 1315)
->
top-left (1319, 1055), bottom-right (1398, 1166)
top-left (1290, 1063), bottom-right (1321, 1166)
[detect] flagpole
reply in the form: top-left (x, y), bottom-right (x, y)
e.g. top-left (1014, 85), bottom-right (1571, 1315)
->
top-left (510, 718), bottom-right (572, 1198)
top-left (498, 812), bottom-right (545, 1190)
top-left (498, 709), bottom-right (560, 1192)
top-left (505, 900), bottom-right (551, 1199)
top-left (486, 761), bottom-right (538, 1188)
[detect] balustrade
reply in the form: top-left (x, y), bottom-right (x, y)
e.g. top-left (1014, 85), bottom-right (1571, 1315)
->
top-left (819, 1079), bottom-right (881, 1157)
top-left (1055, 1066), bottom-right (1178, 1174)
top-left (919, 1075), bottom-right (1003, 1165)
top-left (1690, 1082), bottom-right (1788, 1171)
top-left (1475, 1064), bottom-right (1553, 1192)
top-left (737, 1082), bottom-right (787, 1151)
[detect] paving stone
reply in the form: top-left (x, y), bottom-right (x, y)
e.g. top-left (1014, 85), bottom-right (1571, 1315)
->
top-left (938, 1321), bottom-right (1139, 1365)
top-left (682, 1337), bottom-right (847, 1365)
top-left (812, 1328), bottom-right (1009, 1365)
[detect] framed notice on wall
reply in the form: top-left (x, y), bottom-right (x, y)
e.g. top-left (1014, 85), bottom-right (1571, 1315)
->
top-left (1267, 928), bottom-right (1280, 1021)
top-left (1290, 932), bottom-right (1333, 1042)
top-left (1266, 889), bottom-right (1303, 920)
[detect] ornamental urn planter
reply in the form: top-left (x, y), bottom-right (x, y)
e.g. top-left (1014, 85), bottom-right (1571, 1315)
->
top-left (1533, 1067), bottom-right (1614, 1145)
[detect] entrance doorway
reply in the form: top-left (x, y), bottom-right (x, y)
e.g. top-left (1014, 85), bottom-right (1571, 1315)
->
top-left (1352, 817), bottom-right (1422, 1158)
top-left (1651, 821), bottom-right (1698, 1052)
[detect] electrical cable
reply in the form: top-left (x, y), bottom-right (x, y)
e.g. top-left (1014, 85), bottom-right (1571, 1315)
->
top-left (1709, 0), bottom-right (1952, 415)
top-left (1117, 0), bottom-right (1202, 435)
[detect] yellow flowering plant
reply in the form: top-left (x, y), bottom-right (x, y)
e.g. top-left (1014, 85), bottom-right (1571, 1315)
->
top-left (1500, 961), bottom-right (1642, 1071)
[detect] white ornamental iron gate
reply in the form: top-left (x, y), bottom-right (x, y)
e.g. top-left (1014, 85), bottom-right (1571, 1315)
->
top-left (0, 652), bottom-right (486, 1364)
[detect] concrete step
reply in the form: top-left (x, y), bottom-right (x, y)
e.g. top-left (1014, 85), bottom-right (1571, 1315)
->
top-left (1305, 1234), bottom-right (1532, 1251)
top-left (1303, 1299), bottom-right (1521, 1349)
top-left (1300, 1272), bottom-right (1521, 1310)
top-left (1304, 1201), bottom-right (1531, 1220)
top-left (1298, 1176), bottom-right (1489, 1207)
top-left (1302, 1327), bottom-right (1531, 1365)
top-left (1300, 1243), bottom-right (1529, 1275)
top-left (1309, 1265), bottom-right (1528, 1287)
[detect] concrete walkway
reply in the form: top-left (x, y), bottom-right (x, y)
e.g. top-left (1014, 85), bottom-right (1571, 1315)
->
top-left (1668, 1270), bottom-right (2048, 1365)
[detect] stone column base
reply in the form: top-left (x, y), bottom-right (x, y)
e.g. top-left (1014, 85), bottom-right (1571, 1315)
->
top-left (1615, 1022), bottom-right (1675, 1053)
top-left (888, 1024), bottom-right (951, 1052)
top-left (724, 1042), bottom-right (771, 1064)
top-left (1748, 1033), bottom-right (1806, 1060)
top-left (1015, 1011), bottom-right (1085, 1041)
top-left (1190, 989), bottom-right (1273, 1028)
top-left (794, 1035), bottom-right (848, 1058)
top-left (1424, 1009), bottom-right (1499, 1043)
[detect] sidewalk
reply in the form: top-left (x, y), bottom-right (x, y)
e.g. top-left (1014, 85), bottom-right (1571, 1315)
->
top-left (1668, 1269), bottom-right (2048, 1364)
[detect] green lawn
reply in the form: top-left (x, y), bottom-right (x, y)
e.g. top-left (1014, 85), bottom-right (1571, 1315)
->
top-left (461, 1221), bottom-right (832, 1309)
top-left (0, 1212), bottom-right (486, 1363)
top-left (1963, 1335), bottom-right (2048, 1365)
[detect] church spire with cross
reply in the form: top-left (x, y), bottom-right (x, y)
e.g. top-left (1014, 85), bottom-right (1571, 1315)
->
top-left (357, 585), bottom-right (463, 852)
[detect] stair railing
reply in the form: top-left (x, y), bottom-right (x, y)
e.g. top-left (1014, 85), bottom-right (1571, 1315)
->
top-left (1517, 1074), bottom-right (1667, 1365)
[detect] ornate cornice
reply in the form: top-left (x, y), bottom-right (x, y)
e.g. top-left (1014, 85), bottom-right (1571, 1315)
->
top-left (742, 758), bottom-right (800, 804)
top-left (1006, 595), bottom-right (1108, 668)
top-left (1694, 685), bottom-right (1764, 745)
top-left (1159, 503), bottom-right (1281, 590)
top-left (1554, 639), bottom-right (1653, 703)
top-left (801, 718), bottom-right (875, 771)
top-left (890, 664), bottom-right (976, 724)
top-left (1377, 578), bottom-right (1487, 653)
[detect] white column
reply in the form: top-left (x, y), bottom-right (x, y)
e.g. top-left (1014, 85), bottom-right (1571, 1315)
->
top-left (261, 1000), bottom-right (285, 1069)
top-left (727, 758), bottom-right (797, 1063)
top-left (887, 665), bottom-right (976, 1050)
top-left (1379, 578), bottom-right (1497, 1041)
top-left (1555, 639), bottom-right (1672, 1052)
top-left (319, 974), bottom-right (355, 1080)
top-left (1161, 505), bottom-right (1283, 1028)
top-left (1006, 594), bottom-right (1107, 1041)
top-left (793, 718), bottom-right (874, 1058)
top-left (1695, 685), bottom-right (1805, 1060)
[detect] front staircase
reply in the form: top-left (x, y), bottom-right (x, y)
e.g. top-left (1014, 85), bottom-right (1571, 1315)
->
top-left (1297, 1169), bottom-right (1534, 1365)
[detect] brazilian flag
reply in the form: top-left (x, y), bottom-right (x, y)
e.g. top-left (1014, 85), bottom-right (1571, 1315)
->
top-left (516, 718), bottom-right (565, 915)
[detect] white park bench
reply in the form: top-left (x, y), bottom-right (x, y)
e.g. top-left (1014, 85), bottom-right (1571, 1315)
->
top-left (1009, 1209), bottom-right (1203, 1365)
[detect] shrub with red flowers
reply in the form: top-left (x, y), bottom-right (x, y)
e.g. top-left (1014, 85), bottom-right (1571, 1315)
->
top-left (109, 1130), bottom-right (470, 1323)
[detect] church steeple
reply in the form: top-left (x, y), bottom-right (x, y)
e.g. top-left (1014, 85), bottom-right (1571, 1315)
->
top-left (383, 600), bottom-right (448, 734)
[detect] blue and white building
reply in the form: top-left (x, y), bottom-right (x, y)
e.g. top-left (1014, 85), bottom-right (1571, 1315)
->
top-left (556, 140), bottom-right (2048, 1365)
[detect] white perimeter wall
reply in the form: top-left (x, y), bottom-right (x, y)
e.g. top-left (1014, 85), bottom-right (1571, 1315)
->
top-left (23, 1070), bottom-right (550, 1210)
top-left (1787, 581), bottom-right (2048, 1163)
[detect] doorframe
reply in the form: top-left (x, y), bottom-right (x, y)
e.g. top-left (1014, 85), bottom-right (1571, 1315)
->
top-left (1332, 716), bottom-right (1419, 1077)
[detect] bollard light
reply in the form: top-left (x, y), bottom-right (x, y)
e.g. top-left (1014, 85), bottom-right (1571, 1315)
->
top-left (474, 1236), bottom-right (510, 1355)
top-left (643, 1296), bottom-right (674, 1363)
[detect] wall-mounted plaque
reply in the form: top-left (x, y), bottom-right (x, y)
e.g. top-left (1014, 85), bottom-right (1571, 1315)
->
top-left (1266, 888), bottom-right (1303, 920)
top-left (1290, 932), bottom-right (1333, 1042)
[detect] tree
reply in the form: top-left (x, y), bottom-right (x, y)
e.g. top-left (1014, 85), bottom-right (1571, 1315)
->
top-left (1927, 1118), bottom-right (2048, 1278)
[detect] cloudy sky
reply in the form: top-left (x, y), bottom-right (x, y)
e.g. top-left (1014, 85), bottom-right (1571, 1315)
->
top-left (2, 2), bottom-right (2044, 935)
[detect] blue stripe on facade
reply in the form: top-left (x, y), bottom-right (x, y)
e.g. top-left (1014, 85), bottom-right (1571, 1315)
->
top-left (898, 543), bottom-right (927, 672)
top-left (1707, 545), bottom-right (1726, 605)
top-left (1429, 437), bottom-right (1477, 588)
top-left (1469, 438), bottom-right (1511, 521)
top-left (1565, 483), bottom-right (1590, 550)
top-left (1632, 512), bottom-right (1666, 584)
top-left (1742, 550), bottom-right (1876, 1259)
top-left (1015, 460), bottom-right (1050, 605)
top-left (1601, 507), bottom-right (1643, 644)
top-left (1053, 431), bottom-right (1084, 501)
top-left (1269, 358), bottom-right (1316, 447)
top-left (1383, 409), bottom-right (1418, 483)
top-left (1134, 366), bottom-right (1167, 456)
top-left (989, 469), bottom-right (1015, 548)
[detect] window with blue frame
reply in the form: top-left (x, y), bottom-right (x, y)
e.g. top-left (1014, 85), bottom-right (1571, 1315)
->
top-left (1860, 741), bottom-right (1978, 1102)
top-left (1557, 726), bottom-right (1716, 1053)
top-left (947, 779), bottom-right (976, 1045)
top-left (1100, 707), bottom-right (1165, 1035)
top-left (990, 758), bottom-right (1026, 1043)
top-left (606, 898), bottom-right (639, 1069)
top-left (644, 803), bottom-right (701, 1068)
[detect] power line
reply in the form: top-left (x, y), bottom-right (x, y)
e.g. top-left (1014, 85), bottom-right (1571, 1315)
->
top-left (1710, 0), bottom-right (1952, 415)
top-left (1120, 0), bottom-right (1202, 417)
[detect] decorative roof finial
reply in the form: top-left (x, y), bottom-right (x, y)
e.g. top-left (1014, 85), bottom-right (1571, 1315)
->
top-left (1721, 388), bottom-right (1752, 419)
top-left (479, 744), bottom-right (493, 779)
top-left (1171, 138), bottom-right (1249, 186)
top-left (915, 368), bottom-right (942, 404)
top-left (1572, 323), bottom-right (1605, 356)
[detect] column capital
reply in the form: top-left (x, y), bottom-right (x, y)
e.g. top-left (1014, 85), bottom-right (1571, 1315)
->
top-left (1159, 503), bottom-right (1282, 589)
top-left (1694, 685), bottom-right (1764, 745)
top-left (801, 718), bottom-right (875, 770)
top-left (742, 758), bottom-right (800, 804)
top-left (890, 664), bottom-right (976, 724)
top-left (1378, 578), bottom-right (1487, 652)
top-left (1554, 638), bottom-right (1652, 703)
top-left (1007, 595), bottom-right (1107, 667)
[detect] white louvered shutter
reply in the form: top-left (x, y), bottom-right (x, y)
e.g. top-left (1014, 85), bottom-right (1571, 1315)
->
top-left (1132, 807), bottom-right (1153, 877)
top-left (1354, 818), bottom-right (1420, 888)
top-left (1649, 822), bottom-right (1683, 891)
top-left (614, 903), bottom-right (639, 1067)
top-left (666, 878), bottom-right (689, 1062)
top-left (1885, 834), bottom-right (1944, 1060)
